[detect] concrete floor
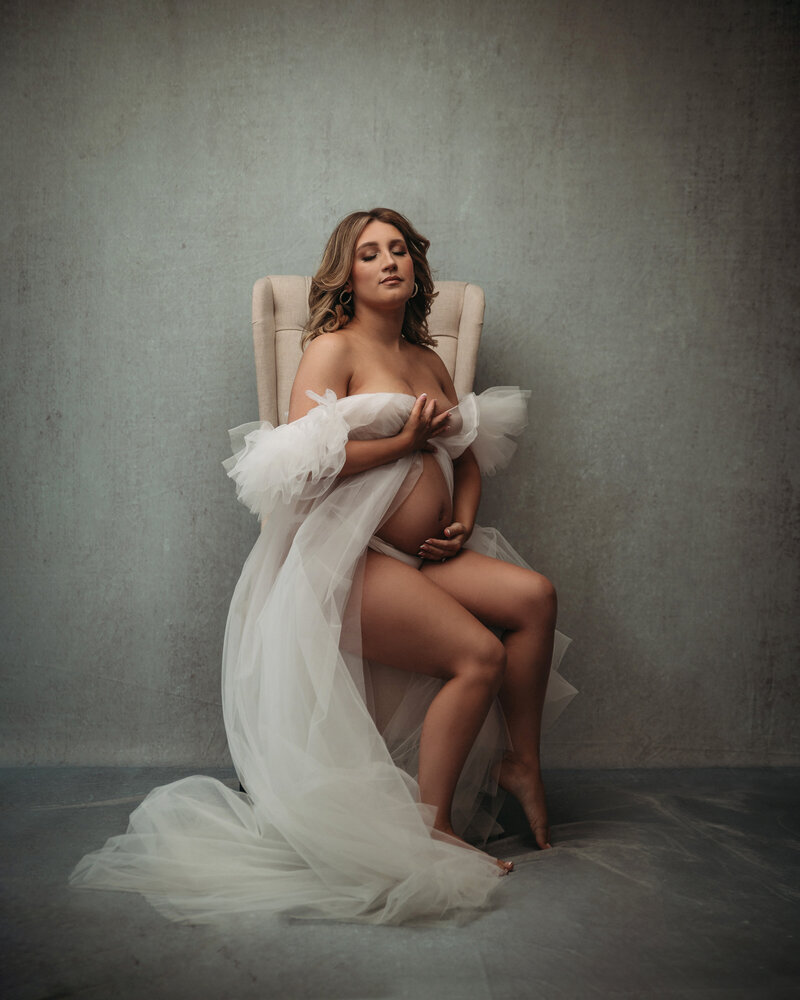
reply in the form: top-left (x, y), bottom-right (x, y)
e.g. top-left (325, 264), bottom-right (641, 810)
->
top-left (1, 768), bottom-right (798, 1000)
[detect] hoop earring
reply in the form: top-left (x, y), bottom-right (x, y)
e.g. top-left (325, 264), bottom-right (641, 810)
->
top-left (339, 289), bottom-right (352, 306)
top-left (412, 282), bottom-right (419, 297)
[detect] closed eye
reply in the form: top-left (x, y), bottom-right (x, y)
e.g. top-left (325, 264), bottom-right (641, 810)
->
top-left (361, 251), bottom-right (406, 261)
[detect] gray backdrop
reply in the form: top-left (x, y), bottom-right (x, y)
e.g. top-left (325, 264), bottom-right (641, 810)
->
top-left (2, 0), bottom-right (797, 767)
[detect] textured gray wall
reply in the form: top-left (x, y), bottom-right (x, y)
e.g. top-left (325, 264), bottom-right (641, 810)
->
top-left (2, 0), bottom-right (797, 766)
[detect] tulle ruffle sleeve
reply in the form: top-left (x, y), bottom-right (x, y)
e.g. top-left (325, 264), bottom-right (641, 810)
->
top-left (223, 390), bottom-right (349, 519)
top-left (469, 386), bottom-right (531, 476)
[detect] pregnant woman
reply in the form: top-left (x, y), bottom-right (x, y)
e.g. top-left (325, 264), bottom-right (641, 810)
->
top-left (70, 208), bottom-right (575, 925)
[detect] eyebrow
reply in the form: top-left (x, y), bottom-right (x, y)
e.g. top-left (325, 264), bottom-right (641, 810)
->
top-left (355, 238), bottom-right (407, 252)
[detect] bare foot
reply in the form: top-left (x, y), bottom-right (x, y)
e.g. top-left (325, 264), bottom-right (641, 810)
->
top-left (432, 824), bottom-right (514, 875)
top-left (495, 754), bottom-right (551, 849)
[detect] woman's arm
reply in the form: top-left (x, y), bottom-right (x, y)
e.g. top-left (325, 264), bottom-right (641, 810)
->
top-left (419, 446), bottom-right (481, 561)
top-left (288, 334), bottom-right (352, 420)
top-left (340, 395), bottom-right (449, 475)
top-left (452, 449), bottom-right (481, 537)
top-left (288, 335), bottom-right (449, 477)
top-left (418, 351), bottom-right (482, 561)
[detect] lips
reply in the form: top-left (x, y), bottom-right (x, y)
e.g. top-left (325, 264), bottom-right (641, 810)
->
top-left (380, 277), bottom-right (402, 284)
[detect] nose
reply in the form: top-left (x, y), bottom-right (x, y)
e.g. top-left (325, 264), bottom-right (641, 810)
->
top-left (380, 249), bottom-right (397, 270)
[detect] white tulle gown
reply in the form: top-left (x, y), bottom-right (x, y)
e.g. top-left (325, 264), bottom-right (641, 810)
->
top-left (70, 387), bottom-right (576, 924)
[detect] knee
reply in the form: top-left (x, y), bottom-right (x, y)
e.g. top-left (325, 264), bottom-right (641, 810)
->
top-left (516, 572), bottom-right (557, 630)
top-left (459, 632), bottom-right (506, 695)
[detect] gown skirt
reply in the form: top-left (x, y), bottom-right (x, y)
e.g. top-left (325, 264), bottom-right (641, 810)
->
top-left (69, 388), bottom-right (576, 925)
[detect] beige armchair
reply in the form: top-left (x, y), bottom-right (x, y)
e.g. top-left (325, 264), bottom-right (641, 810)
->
top-left (251, 276), bottom-right (485, 422)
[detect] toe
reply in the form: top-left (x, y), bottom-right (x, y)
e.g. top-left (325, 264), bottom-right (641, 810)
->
top-left (534, 825), bottom-right (550, 850)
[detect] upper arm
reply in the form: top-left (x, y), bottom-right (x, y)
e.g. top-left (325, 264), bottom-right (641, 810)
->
top-left (288, 334), bottom-right (353, 422)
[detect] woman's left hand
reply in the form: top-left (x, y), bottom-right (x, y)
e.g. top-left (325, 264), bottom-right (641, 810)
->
top-left (418, 522), bottom-right (472, 562)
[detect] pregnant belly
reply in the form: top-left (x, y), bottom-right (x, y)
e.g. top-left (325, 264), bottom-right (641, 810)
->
top-left (376, 453), bottom-right (452, 556)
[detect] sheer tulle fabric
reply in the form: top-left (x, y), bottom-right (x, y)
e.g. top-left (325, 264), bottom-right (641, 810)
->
top-left (70, 388), bottom-right (576, 924)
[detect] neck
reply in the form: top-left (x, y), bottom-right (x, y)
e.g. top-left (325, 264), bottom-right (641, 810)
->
top-left (348, 302), bottom-right (406, 347)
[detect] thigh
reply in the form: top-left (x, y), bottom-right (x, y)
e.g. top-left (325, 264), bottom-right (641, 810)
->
top-left (420, 549), bottom-right (553, 631)
top-left (360, 551), bottom-right (495, 680)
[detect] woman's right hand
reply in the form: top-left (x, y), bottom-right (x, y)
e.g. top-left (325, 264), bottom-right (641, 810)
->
top-left (399, 394), bottom-right (451, 454)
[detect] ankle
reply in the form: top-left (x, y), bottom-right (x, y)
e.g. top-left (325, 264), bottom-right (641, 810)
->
top-left (502, 751), bottom-right (541, 773)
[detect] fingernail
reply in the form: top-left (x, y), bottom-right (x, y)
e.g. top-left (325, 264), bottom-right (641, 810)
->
top-left (444, 529), bottom-right (450, 536)
top-left (420, 393), bottom-right (427, 399)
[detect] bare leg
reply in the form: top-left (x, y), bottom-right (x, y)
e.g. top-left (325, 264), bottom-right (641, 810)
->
top-left (421, 550), bottom-right (557, 849)
top-left (360, 551), bottom-right (513, 872)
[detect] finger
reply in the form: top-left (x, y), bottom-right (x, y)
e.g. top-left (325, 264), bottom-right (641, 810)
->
top-left (425, 539), bottom-right (451, 554)
top-left (411, 393), bottom-right (427, 418)
top-left (431, 409), bottom-right (451, 429)
top-left (419, 548), bottom-right (458, 561)
top-left (429, 529), bottom-right (463, 545)
top-left (419, 539), bottom-right (448, 557)
top-left (420, 540), bottom-right (459, 558)
top-left (428, 419), bottom-right (450, 438)
top-left (420, 549), bottom-right (460, 562)
top-left (443, 524), bottom-right (464, 538)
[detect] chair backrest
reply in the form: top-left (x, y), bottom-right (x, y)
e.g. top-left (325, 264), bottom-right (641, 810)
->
top-left (252, 276), bottom-right (485, 424)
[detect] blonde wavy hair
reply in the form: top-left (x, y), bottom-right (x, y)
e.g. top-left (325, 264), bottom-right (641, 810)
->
top-left (303, 208), bottom-right (437, 349)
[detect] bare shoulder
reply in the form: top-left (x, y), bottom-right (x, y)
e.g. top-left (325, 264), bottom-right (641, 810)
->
top-left (290, 332), bottom-right (354, 419)
top-left (302, 331), bottom-right (354, 366)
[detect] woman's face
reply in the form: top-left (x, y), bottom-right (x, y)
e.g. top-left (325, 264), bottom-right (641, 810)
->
top-left (348, 219), bottom-right (415, 311)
